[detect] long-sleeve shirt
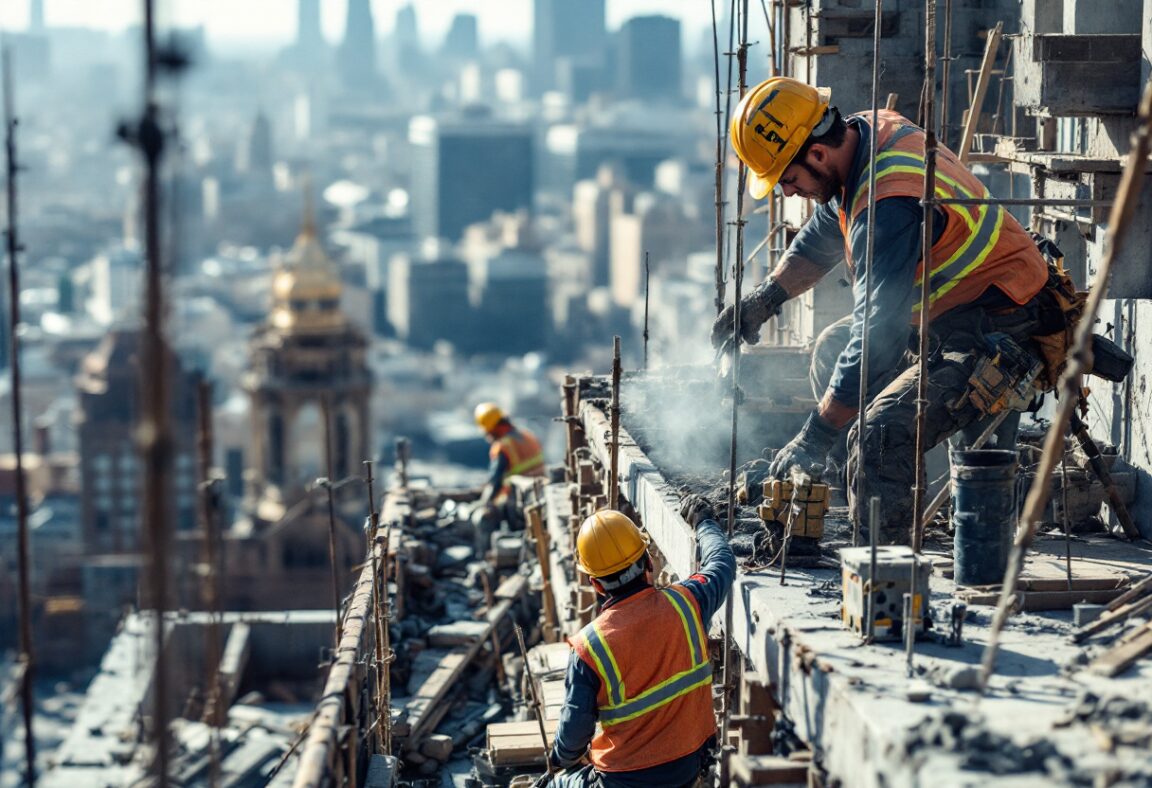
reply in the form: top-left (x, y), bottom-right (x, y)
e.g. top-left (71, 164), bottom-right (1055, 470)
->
top-left (787, 116), bottom-right (946, 410)
top-left (551, 519), bottom-right (737, 786)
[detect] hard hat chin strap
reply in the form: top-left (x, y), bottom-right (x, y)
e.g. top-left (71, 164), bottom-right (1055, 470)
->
top-left (596, 556), bottom-right (647, 591)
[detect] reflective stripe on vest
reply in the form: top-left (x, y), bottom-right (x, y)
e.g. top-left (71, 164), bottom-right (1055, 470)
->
top-left (498, 433), bottom-right (545, 477)
top-left (580, 587), bottom-right (713, 728)
top-left (848, 147), bottom-right (1005, 314)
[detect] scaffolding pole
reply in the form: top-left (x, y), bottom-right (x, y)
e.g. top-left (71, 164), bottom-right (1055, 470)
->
top-left (979, 77), bottom-right (1152, 690)
top-left (3, 45), bottom-right (36, 788)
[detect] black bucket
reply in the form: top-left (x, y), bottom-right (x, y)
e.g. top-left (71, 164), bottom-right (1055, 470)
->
top-left (950, 449), bottom-right (1018, 586)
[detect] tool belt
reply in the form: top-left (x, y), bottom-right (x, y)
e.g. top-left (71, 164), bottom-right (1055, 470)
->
top-left (1027, 234), bottom-right (1132, 389)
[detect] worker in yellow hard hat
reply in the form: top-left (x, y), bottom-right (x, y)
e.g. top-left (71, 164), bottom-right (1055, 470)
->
top-left (471, 402), bottom-right (547, 556)
top-left (540, 497), bottom-right (735, 787)
top-left (712, 76), bottom-right (1071, 545)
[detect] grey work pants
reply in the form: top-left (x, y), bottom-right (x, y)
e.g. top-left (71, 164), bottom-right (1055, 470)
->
top-left (809, 300), bottom-right (1042, 545)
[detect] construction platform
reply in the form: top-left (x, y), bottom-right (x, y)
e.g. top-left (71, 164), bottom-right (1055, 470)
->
top-left (554, 373), bottom-right (1152, 786)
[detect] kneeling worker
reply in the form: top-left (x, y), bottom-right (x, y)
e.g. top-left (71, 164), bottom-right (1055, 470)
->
top-left (473, 402), bottom-right (546, 554)
top-left (543, 498), bottom-right (735, 787)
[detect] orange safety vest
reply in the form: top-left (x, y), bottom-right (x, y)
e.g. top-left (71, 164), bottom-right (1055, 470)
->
top-left (490, 428), bottom-right (546, 494)
top-left (839, 111), bottom-right (1047, 322)
top-left (569, 585), bottom-right (715, 772)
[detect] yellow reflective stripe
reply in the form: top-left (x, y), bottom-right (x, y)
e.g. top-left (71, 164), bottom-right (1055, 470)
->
top-left (911, 206), bottom-right (1005, 312)
top-left (507, 452), bottom-right (544, 476)
top-left (600, 662), bottom-right (713, 726)
top-left (582, 624), bottom-right (625, 706)
top-left (662, 589), bottom-right (702, 665)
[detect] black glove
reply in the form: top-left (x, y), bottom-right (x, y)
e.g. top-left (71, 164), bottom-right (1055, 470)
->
top-left (680, 494), bottom-right (718, 527)
top-left (768, 412), bottom-right (840, 479)
top-left (710, 279), bottom-right (789, 350)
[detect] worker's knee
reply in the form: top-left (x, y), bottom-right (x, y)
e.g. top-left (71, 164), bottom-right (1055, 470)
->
top-left (809, 316), bottom-right (853, 399)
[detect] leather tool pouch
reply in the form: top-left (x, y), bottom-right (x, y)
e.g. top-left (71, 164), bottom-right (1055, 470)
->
top-left (963, 332), bottom-right (1043, 415)
top-left (1028, 235), bottom-right (1087, 389)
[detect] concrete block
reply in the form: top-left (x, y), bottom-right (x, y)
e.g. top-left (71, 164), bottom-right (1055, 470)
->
top-left (364, 754), bottom-right (399, 787)
top-left (1013, 34), bottom-right (1143, 115)
top-left (1023, 0), bottom-right (1063, 35)
top-left (1063, 0), bottom-right (1142, 34)
top-left (841, 546), bottom-right (932, 641)
top-left (1074, 603), bottom-right (1106, 627)
top-left (420, 733), bottom-right (455, 762)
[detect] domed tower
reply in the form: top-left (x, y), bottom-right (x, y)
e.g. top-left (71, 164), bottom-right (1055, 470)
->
top-left (244, 197), bottom-right (371, 500)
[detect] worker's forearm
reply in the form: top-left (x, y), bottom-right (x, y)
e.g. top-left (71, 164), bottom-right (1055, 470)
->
top-left (770, 252), bottom-right (836, 298)
top-left (553, 656), bottom-right (599, 766)
top-left (687, 520), bottom-right (737, 621)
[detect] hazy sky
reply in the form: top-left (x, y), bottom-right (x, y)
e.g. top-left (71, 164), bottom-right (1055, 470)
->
top-left (0, 1), bottom-right (716, 46)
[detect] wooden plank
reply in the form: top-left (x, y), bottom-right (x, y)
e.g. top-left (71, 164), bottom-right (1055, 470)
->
top-left (958, 22), bottom-right (1003, 165)
top-left (1074, 590), bottom-right (1152, 642)
top-left (487, 719), bottom-right (559, 766)
top-left (956, 588), bottom-right (1127, 610)
top-left (1088, 622), bottom-right (1152, 677)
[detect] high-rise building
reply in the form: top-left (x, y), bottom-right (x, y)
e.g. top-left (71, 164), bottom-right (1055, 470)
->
top-left (75, 330), bottom-right (200, 555)
top-left (441, 13), bottom-right (479, 60)
top-left (615, 15), bottom-right (682, 102)
top-left (29, 0), bottom-right (44, 31)
top-left (293, 0), bottom-right (326, 67)
top-left (407, 114), bottom-right (534, 242)
top-left (237, 111), bottom-right (273, 177)
top-left (387, 250), bottom-right (471, 350)
top-left (337, 0), bottom-right (379, 94)
top-left (532, 0), bottom-right (607, 95)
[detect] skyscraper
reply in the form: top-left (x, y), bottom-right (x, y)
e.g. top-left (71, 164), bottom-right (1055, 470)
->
top-left (615, 15), bottom-right (682, 102)
top-left (29, 0), bottom-right (44, 32)
top-left (295, 0), bottom-right (324, 61)
top-left (407, 114), bottom-right (534, 242)
top-left (532, 0), bottom-right (607, 95)
top-left (337, 0), bottom-right (379, 94)
top-left (441, 13), bottom-right (479, 61)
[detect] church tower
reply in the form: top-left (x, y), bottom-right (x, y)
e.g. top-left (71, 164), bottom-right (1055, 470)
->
top-left (244, 195), bottom-right (371, 501)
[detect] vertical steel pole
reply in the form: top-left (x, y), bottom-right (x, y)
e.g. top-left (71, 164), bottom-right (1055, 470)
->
top-left (3, 46), bottom-right (37, 788)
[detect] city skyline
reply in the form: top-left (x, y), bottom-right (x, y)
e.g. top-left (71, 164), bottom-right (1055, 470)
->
top-left (0, 0), bottom-right (714, 48)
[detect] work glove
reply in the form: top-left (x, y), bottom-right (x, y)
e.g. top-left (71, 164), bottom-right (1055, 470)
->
top-left (710, 279), bottom-right (789, 350)
top-left (768, 412), bottom-right (840, 479)
top-left (530, 773), bottom-right (553, 788)
top-left (680, 494), bottom-right (718, 527)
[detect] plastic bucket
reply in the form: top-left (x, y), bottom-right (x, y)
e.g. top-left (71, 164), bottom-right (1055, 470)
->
top-left (950, 449), bottom-right (1017, 586)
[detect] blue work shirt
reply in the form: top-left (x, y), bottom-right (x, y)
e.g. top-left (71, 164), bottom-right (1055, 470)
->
top-left (550, 519), bottom-right (737, 787)
top-left (787, 116), bottom-right (946, 409)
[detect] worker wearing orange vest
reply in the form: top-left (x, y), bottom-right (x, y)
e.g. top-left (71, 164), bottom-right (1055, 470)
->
top-left (540, 497), bottom-right (734, 787)
top-left (473, 402), bottom-right (546, 555)
top-left (713, 77), bottom-right (1072, 544)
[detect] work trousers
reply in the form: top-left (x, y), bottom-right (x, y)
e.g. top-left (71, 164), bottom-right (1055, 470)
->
top-left (810, 297), bottom-right (1044, 544)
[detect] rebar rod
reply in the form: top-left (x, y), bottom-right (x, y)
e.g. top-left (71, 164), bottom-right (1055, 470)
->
top-left (854, 0), bottom-right (884, 547)
top-left (940, 0), bottom-right (953, 146)
top-left (195, 378), bottom-right (222, 787)
top-left (979, 77), bottom-right (1152, 690)
top-left (910, 0), bottom-right (938, 556)
top-left (514, 624), bottom-right (553, 774)
top-left (711, 0), bottom-right (728, 315)
top-left (3, 46), bottom-right (36, 788)
top-left (364, 461), bottom-right (387, 753)
top-left (137, 1), bottom-right (172, 779)
top-left (643, 253), bottom-right (650, 369)
top-left (608, 336), bottom-right (621, 510)
top-left (1061, 448), bottom-right (1073, 590)
top-left (322, 396), bottom-right (343, 645)
top-left (866, 497), bottom-right (879, 643)
top-left (720, 6), bottom-right (750, 782)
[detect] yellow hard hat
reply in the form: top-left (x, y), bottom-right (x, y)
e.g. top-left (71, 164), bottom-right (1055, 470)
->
top-left (576, 510), bottom-right (650, 579)
top-left (730, 77), bottom-right (832, 199)
top-left (474, 402), bottom-right (506, 433)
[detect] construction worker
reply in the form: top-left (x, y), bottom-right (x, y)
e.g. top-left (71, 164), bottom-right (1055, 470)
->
top-left (713, 77), bottom-right (1069, 545)
top-left (472, 402), bottom-right (546, 554)
top-left (540, 497), bottom-right (734, 787)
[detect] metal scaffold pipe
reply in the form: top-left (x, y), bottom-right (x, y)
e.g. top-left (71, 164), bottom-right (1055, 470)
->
top-left (609, 336), bottom-right (621, 510)
top-left (854, 0), bottom-right (884, 547)
top-left (3, 45), bottom-right (37, 788)
top-left (910, 0), bottom-right (938, 556)
top-left (979, 76), bottom-right (1152, 691)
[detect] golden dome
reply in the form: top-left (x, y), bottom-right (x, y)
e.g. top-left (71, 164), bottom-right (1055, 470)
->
top-left (269, 217), bottom-right (347, 332)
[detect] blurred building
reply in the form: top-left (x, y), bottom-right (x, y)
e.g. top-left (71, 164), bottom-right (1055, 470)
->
top-left (407, 114), bottom-right (534, 242)
top-left (387, 249), bottom-right (471, 351)
top-left (337, 0), bottom-right (379, 94)
top-left (441, 13), bottom-right (479, 61)
top-left (615, 15), bottom-right (682, 102)
top-left (533, 0), bottom-right (607, 95)
top-left (74, 329), bottom-right (200, 556)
